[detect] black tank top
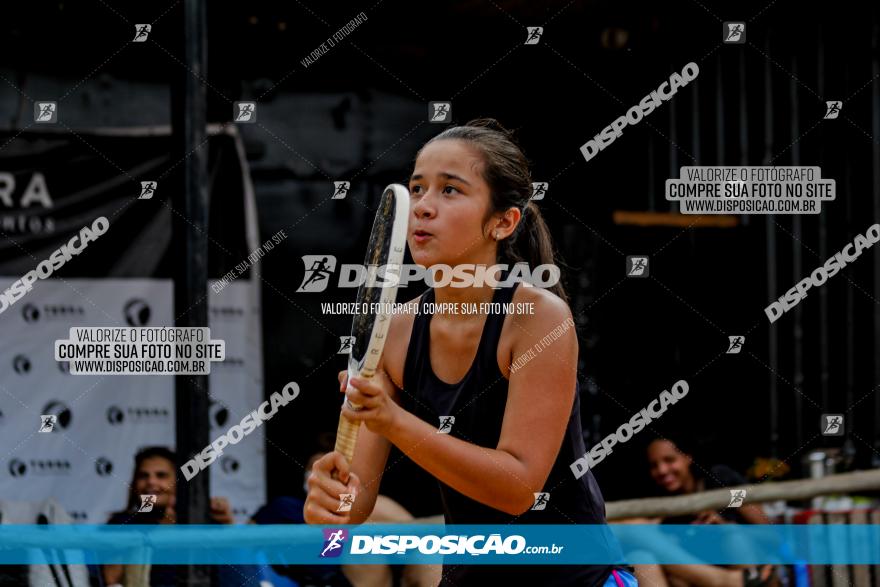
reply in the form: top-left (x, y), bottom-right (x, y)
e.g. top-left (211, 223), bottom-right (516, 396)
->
top-left (402, 278), bottom-right (617, 587)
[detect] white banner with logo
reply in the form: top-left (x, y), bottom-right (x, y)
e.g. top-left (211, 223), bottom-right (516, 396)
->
top-left (0, 278), bottom-right (264, 524)
top-left (0, 125), bottom-right (265, 524)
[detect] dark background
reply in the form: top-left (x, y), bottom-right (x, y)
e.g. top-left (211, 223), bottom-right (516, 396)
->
top-left (1, 0), bottom-right (878, 515)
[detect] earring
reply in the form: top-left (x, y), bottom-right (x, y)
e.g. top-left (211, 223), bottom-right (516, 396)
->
top-left (493, 231), bottom-right (499, 240)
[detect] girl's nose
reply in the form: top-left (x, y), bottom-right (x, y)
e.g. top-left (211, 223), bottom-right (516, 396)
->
top-left (412, 192), bottom-right (435, 219)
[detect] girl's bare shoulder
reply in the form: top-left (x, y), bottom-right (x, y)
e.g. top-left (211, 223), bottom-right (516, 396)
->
top-left (510, 283), bottom-right (573, 329)
top-left (497, 284), bottom-right (575, 378)
top-left (381, 293), bottom-right (423, 389)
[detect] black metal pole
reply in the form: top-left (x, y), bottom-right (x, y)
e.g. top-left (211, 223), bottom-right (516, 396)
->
top-left (691, 77), bottom-right (700, 164)
top-left (763, 34), bottom-right (779, 458)
top-left (738, 51), bottom-right (749, 228)
top-left (789, 55), bottom-right (804, 453)
top-left (715, 53), bottom-right (725, 167)
top-left (668, 62), bottom-right (678, 181)
top-left (816, 25), bottom-right (830, 418)
top-left (171, 0), bottom-right (211, 585)
top-left (871, 19), bottom-right (880, 465)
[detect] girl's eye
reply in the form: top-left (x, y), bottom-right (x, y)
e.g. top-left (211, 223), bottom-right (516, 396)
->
top-left (408, 184), bottom-right (458, 195)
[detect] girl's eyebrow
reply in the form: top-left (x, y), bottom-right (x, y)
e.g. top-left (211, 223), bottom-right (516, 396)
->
top-left (409, 172), bottom-right (472, 186)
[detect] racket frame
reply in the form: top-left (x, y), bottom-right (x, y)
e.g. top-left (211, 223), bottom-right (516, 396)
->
top-left (335, 183), bottom-right (410, 465)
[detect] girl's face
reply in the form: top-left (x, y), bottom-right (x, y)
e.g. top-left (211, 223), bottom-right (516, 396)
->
top-left (647, 439), bottom-right (693, 493)
top-left (407, 139), bottom-right (496, 268)
top-left (134, 456), bottom-right (175, 508)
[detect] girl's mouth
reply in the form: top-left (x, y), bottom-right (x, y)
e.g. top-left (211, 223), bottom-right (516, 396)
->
top-left (413, 230), bottom-right (433, 243)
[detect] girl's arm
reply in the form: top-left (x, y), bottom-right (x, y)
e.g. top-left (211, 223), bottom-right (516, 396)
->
top-left (346, 423), bottom-right (393, 524)
top-left (358, 294), bottom-right (578, 515)
top-left (304, 367), bottom-right (392, 525)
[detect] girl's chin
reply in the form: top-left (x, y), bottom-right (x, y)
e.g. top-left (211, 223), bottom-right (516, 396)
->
top-left (410, 253), bottom-right (439, 267)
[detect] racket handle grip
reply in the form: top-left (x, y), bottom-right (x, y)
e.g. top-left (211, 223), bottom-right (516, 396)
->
top-left (335, 404), bottom-right (361, 464)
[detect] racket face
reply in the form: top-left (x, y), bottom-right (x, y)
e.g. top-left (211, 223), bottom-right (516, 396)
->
top-left (349, 185), bottom-right (410, 378)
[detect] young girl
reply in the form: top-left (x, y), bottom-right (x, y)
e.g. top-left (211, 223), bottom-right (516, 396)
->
top-left (305, 119), bottom-right (635, 587)
top-left (102, 447), bottom-right (234, 587)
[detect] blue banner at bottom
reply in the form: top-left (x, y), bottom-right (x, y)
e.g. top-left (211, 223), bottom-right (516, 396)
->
top-left (0, 524), bottom-right (877, 565)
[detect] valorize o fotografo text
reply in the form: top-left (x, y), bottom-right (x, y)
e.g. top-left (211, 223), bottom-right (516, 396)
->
top-left (580, 62), bottom-right (699, 162)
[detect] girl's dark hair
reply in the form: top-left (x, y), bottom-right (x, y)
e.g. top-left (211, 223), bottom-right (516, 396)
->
top-left (419, 118), bottom-right (569, 304)
top-left (124, 446), bottom-right (177, 512)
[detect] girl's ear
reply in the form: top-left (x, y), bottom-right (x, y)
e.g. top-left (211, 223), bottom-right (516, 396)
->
top-left (492, 207), bottom-right (522, 240)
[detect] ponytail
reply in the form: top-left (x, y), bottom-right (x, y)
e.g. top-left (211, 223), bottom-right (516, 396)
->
top-left (499, 200), bottom-right (569, 304)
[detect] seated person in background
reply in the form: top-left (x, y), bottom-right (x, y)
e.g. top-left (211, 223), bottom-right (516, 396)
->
top-left (623, 436), bottom-right (775, 587)
top-left (102, 446), bottom-right (235, 587)
top-left (647, 437), bottom-right (769, 525)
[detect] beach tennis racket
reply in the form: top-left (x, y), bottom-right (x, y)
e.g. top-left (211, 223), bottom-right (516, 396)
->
top-left (334, 183), bottom-right (410, 464)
